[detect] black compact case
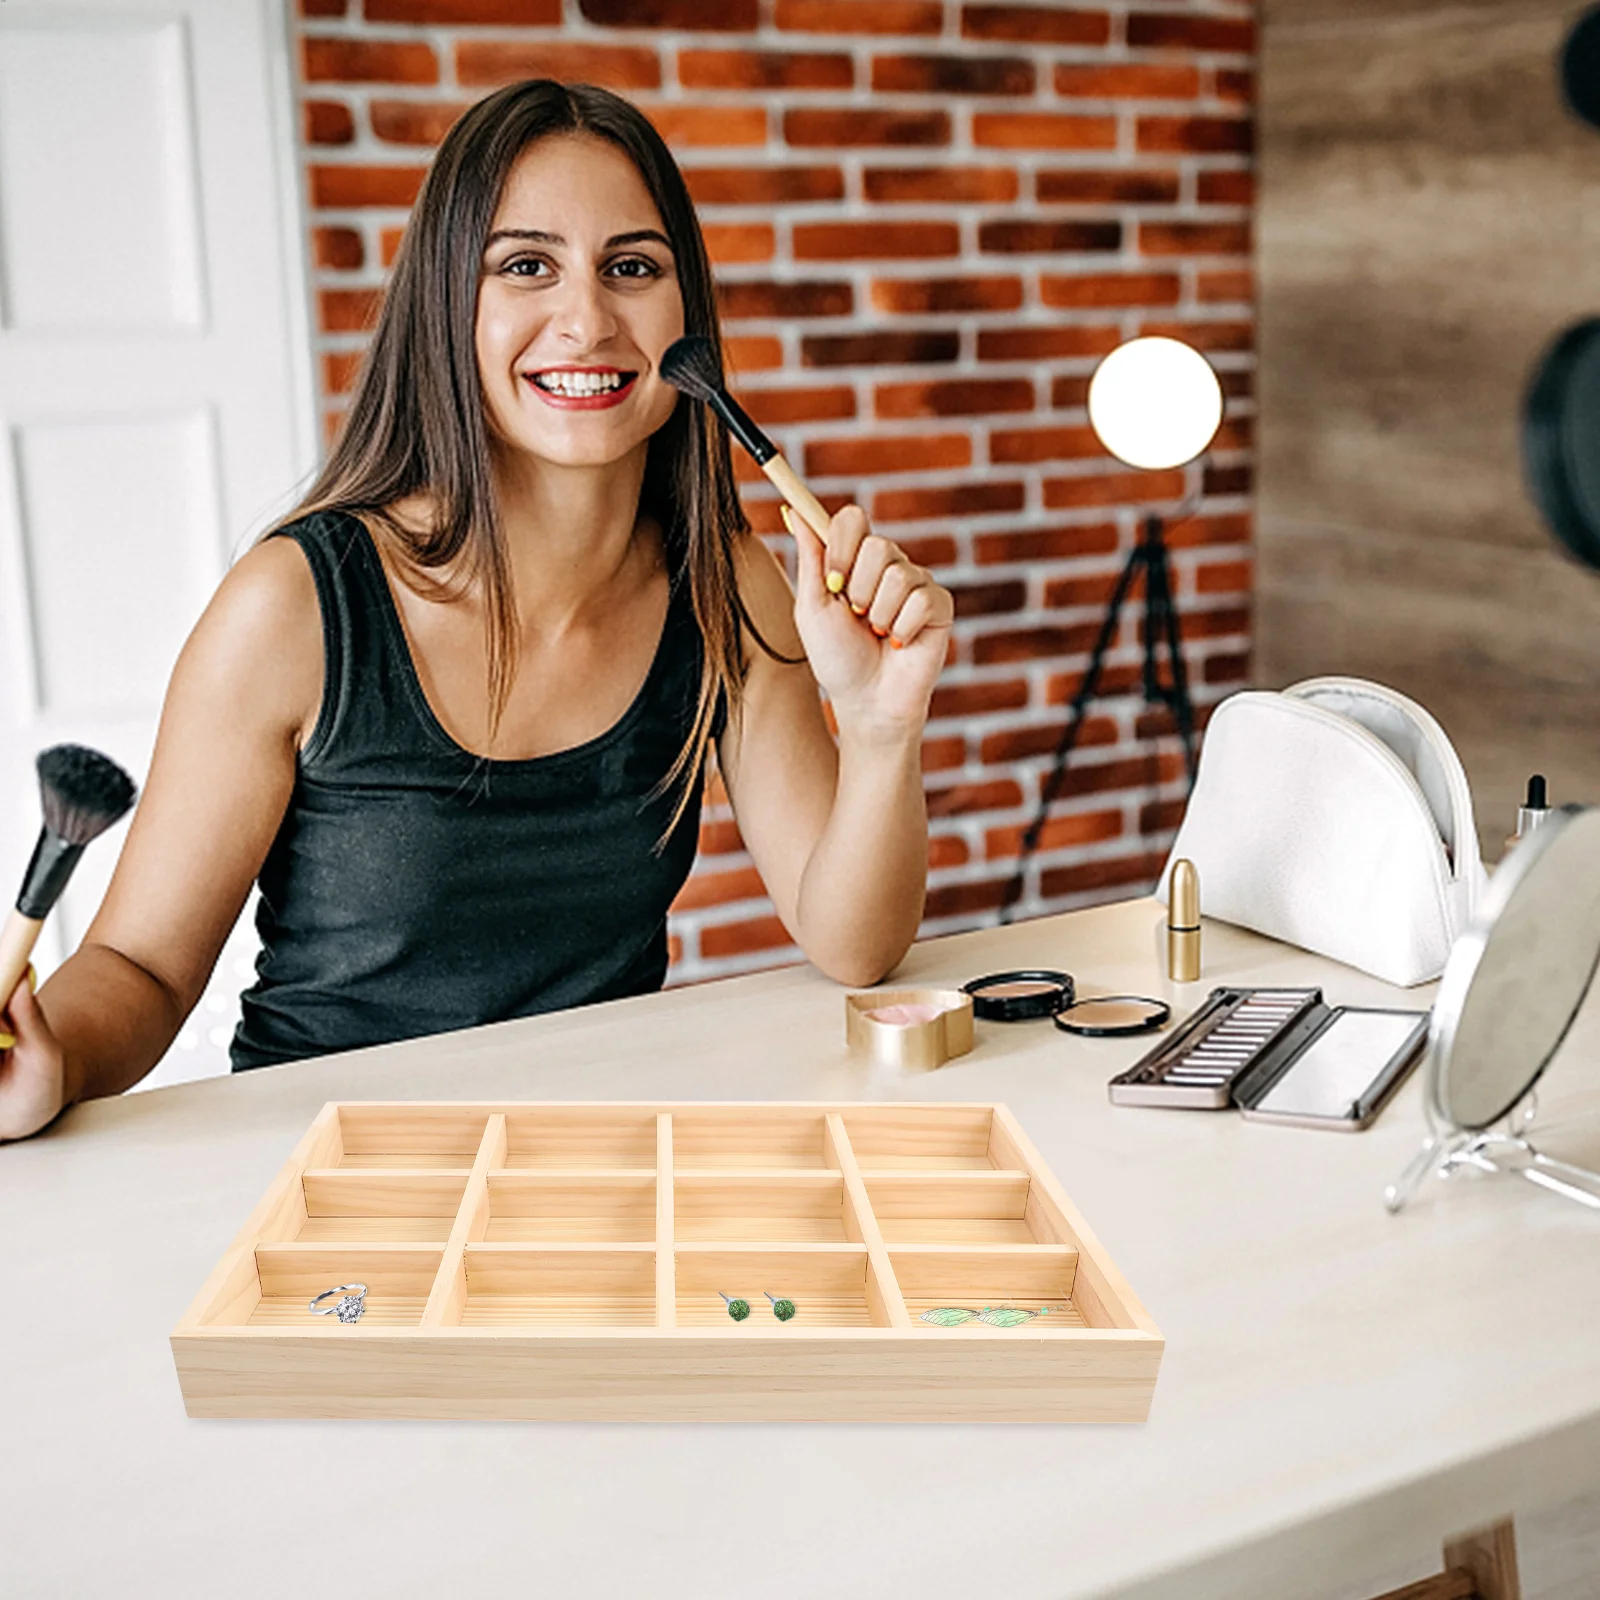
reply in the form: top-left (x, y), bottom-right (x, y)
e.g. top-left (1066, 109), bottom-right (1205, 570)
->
top-left (1109, 986), bottom-right (1429, 1128)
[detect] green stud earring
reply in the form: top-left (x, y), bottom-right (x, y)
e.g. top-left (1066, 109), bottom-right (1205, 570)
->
top-left (765, 1292), bottom-right (796, 1322)
top-left (719, 1292), bottom-right (750, 1322)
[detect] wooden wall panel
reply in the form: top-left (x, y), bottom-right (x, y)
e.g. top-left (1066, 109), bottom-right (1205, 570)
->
top-left (1257, 0), bottom-right (1600, 852)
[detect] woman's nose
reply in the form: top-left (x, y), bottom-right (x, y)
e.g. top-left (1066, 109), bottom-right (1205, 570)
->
top-left (553, 276), bottom-right (617, 350)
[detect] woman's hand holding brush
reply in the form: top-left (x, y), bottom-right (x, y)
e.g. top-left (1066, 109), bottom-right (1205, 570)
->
top-left (657, 334), bottom-right (952, 734)
top-left (0, 744), bottom-right (135, 1142)
top-left (0, 968), bottom-right (68, 1143)
top-left (780, 502), bottom-right (952, 737)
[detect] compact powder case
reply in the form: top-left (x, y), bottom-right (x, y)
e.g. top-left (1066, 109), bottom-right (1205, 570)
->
top-left (1054, 996), bottom-right (1171, 1038)
top-left (845, 988), bottom-right (975, 1070)
top-left (962, 969), bottom-right (1075, 1022)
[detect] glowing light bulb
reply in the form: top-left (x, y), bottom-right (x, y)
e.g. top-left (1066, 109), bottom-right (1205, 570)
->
top-left (1087, 336), bottom-right (1223, 470)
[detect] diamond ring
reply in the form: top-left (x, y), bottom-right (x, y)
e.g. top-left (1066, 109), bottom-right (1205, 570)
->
top-left (309, 1283), bottom-right (368, 1323)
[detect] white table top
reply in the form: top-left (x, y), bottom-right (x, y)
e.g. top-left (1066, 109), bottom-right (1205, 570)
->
top-left (5, 897), bottom-right (1600, 1599)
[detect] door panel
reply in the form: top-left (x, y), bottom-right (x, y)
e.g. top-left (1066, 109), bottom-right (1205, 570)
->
top-left (0, 0), bottom-right (313, 1089)
top-left (0, 19), bottom-right (206, 331)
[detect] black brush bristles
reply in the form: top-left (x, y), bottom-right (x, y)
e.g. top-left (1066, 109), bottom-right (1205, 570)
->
top-left (659, 334), bottom-right (723, 402)
top-left (660, 335), bottom-right (777, 465)
top-left (37, 745), bottom-right (137, 846)
top-left (15, 746), bottom-right (136, 921)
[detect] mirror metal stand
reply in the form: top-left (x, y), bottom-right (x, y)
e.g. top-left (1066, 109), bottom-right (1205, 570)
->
top-left (1386, 1090), bottom-right (1600, 1212)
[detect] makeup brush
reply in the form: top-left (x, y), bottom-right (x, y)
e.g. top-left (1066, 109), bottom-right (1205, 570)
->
top-left (0, 744), bottom-right (137, 1014)
top-left (660, 335), bottom-right (834, 538)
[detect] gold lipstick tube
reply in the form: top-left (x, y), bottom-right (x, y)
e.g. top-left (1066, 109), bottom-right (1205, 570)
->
top-left (1167, 858), bottom-right (1201, 983)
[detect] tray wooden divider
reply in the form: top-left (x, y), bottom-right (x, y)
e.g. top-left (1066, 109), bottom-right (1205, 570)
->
top-left (656, 1112), bottom-right (675, 1328)
top-left (824, 1111), bottom-right (911, 1328)
top-left (422, 1113), bottom-right (505, 1327)
top-left (171, 1101), bottom-right (1162, 1421)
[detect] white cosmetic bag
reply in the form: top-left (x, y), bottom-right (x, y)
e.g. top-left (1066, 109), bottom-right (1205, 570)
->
top-left (1157, 677), bottom-right (1487, 986)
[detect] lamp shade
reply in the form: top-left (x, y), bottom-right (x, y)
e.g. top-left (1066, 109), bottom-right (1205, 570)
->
top-left (1087, 336), bottom-right (1224, 470)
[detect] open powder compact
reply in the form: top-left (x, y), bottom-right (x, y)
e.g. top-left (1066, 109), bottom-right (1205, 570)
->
top-left (1053, 996), bottom-right (1171, 1038)
top-left (962, 969), bottom-right (1075, 1021)
top-left (845, 988), bottom-right (975, 1070)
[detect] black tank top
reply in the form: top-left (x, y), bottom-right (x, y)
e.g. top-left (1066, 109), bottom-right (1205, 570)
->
top-left (231, 509), bottom-right (708, 1071)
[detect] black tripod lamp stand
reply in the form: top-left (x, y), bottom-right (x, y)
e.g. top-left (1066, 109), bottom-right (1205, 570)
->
top-left (1000, 336), bottom-right (1225, 924)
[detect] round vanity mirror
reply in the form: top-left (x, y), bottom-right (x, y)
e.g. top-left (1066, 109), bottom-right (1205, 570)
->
top-left (1388, 806), bottom-right (1600, 1210)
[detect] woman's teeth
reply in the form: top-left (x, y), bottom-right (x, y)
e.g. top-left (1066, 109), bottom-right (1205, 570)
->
top-left (532, 370), bottom-right (628, 396)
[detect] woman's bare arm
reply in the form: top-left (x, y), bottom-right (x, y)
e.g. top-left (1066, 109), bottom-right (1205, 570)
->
top-left (0, 538), bottom-right (321, 1138)
top-left (718, 510), bottom-right (951, 988)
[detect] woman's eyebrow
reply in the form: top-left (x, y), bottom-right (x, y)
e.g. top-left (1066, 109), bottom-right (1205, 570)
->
top-left (483, 227), bottom-right (673, 250)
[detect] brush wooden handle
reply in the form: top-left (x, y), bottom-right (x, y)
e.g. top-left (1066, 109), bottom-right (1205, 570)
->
top-left (0, 907), bottom-right (41, 1017)
top-left (762, 454), bottom-right (832, 538)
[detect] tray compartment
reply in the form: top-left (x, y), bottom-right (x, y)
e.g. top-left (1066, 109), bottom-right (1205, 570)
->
top-left (294, 1170), bottom-right (469, 1243)
top-left (843, 1106), bottom-right (997, 1170)
top-left (672, 1107), bottom-right (827, 1169)
top-left (334, 1106), bottom-right (488, 1169)
top-left (891, 1246), bottom-right (1087, 1330)
top-left (243, 1244), bottom-right (444, 1327)
top-left (674, 1245), bottom-right (874, 1327)
top-left (483, 1173), bottom-right (657, 1243)
top-left (502, 1107), bottom-right (658, 1169)
top-left (460, 1245), bottom-right (656, 1327)
top-left (675, 1173), bottom-right (847, 1243)
top-left (866, 1171), bottom-right (1039, 1245)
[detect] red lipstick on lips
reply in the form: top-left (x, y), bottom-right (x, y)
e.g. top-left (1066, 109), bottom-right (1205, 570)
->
top-left (524, 366), bottom-right (639, 410)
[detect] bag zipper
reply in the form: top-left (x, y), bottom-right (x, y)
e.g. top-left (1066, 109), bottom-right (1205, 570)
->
top-left (1237, 693), bottom-right (1456, 894)
top-left (1285, 677), bottom-right (1476, 889)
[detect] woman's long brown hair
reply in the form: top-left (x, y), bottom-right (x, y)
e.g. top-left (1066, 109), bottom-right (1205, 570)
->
top-left (278, 80), bottom-right (758, 832)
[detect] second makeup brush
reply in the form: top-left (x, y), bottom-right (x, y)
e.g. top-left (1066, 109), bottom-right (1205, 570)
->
top-left (0, 745), bottom-right (137, 1019)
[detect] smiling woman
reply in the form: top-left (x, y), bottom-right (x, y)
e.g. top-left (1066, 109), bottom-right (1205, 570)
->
top-left (0, 81), bottom-right (954, 1140)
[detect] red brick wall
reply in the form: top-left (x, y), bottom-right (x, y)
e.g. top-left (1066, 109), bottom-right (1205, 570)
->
top-left (293, 0), bottom-right (1256, 983)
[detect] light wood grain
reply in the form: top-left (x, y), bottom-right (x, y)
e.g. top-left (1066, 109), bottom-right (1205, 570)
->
top-left (419, 1114), bottom-right (505, 1327)
top-left (297, 1215), bottom-right (456, 1243)
top-left (336, 1104), bottom-right (488, 1167)
top-left (170, 1328), bottom-right (1163, 1422)
top-left (254, 1243), bottom-right (444, 1299)
top-left (249, 1296), bottom-right (428, 1328)
top-left (991, 1104), bottom-right (1159, 1335)
top-left (171, 1100), bottom-right (1159, 1418)
top-left (846, 1104), bottom-right (996, 1169)
top-left (675, 1171), bottom-right (848, 1243)
top-left (176, 1102), bottom-right (341, 1330)
top-left (301, 1169), bottom-right (469, 1217)
top-left (503, 1106), bottom-right (658, 1168)
top-left (655, 1112), bottom-right (674, 1328)
top-left (825, 1112), bottom-right (911, 1328)
top-left (0, 908), bottom-right (42, 1022)
top-left (866, 1169), bottom-right (1037, 1244)
top-left (483, 1171), bottom-right (655, 1242)
top-left (672, 1105), bottom-right (828, 1168)
top-left (762, 451), bottom-right (831, 537)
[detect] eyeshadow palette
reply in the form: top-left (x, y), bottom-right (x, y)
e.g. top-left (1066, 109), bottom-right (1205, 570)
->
top-left (1109, 987), bottom-right (1323, 1109)
top-left (1109, 988), bottom-right (1429, 1127)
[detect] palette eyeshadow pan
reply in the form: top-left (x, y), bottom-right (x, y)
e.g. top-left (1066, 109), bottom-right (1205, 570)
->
top-left (1109, 987), bottom-right (1323, 1109)
top-left (1109, 987), bottom-right (1429, 1126)
top-left (170, 1100), bottom-right (1163, 1423)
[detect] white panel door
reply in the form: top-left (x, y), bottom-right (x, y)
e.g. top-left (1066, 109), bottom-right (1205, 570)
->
top-left (0, 1), bottom-right (315, 1088)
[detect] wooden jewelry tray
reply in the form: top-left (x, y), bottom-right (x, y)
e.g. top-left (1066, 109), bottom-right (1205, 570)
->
top-left (170, 1101), bottom-right (1163, 1422)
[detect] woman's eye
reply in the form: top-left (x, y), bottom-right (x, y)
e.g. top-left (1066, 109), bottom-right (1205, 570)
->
top-left (606, 255), bottom-right (661, 280)
top-left (503, 256), bottom-right (552, 278)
